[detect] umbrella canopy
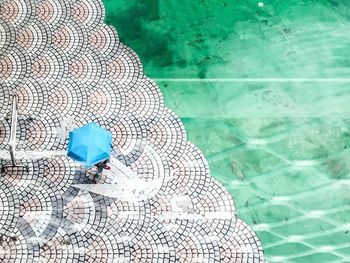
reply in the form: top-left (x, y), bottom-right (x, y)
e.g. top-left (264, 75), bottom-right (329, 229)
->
top-left (67, 122), bottom-right (113, 168)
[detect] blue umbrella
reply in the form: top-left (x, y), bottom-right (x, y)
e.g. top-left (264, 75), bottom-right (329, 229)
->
top-left (67, 122), bottom-right (112, 168)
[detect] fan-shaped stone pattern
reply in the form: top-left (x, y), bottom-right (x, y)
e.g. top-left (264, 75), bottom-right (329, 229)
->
top-left (47, 80), bottom-right (88, 118)
top-left (148, 108), bottom-right (187, 165)
top-left (83, 231), bottom-right (131, 262)
top-left (16, 19), bottom-right (52, 57)
top-left (219, 219), bottom-right (265, 263)
top-left (86, 80), bottom-right (126, 118)
top-left (71, 112), bottom-right (107, 133)
top-left (174, 222), bottom-right (222, 263)
top-left (193, 179), bottom-right (236, 217)
top-left (0, 178), bottom-right (20, 236)
top-left (106, 199), bottom-right (152, 238)
top-left (36, 0), bottom-right (71, 27)
top-left (129, 144), bottom-right (169, 181)
top-left (0, 219), bottom-right (39, 263)
top-left (0, 84), bottom-right (11, 116)
top-left (17, 115), bottom-right (64, 150)
top-left (0, 159), bottom-right (47, 203)
top-left (164, 142), bottom-right (210, 196)
top-left (69, 49), bottom-right (107, 85)
top-left (124, 77), bottom-right (164, 122)
top-left (38, 228), bottom-right (85, 262)
top-left (0, 0), bottom-right (265, 262)
top-left (20, 187), bottom-right (60, 239)
top-left (52, 21), bottom-right (88, 58)
top-left (43, 156), bottom-right (76, 195)
top-left (0, 118), bottom-right (10, 149)
top-left (106, 44), bottom-right (143, 86)
top-left (107, 115), bottom-right (147, 164)
top-left (13, 80), bottom-right (49, 115)
top-left (130, 220), bottom-right (176, 263)
top-left (71, 0), bottom-right (105, 29)
top-left (0, 46), bottom-right (31, 82)
top-left (88, 24), bottom-right (120, 57)
top-left (0, 18), bottom-right (16, 56)
top-left (32, 49), bottom-right (69, 84)
top-left (61, 190), bottom-right (108, 234)
top-left (0, 0), bottom-right (35, 28)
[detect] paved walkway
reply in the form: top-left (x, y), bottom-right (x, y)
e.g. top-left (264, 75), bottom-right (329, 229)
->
top-left (0, 0), bottom-right (265, 262)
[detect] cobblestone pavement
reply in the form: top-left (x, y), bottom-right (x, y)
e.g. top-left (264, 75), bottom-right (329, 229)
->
top-left (0, 0), bottom-right (265, 262)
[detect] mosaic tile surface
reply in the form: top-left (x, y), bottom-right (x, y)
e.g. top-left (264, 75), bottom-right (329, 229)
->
top-left (0, 0), bottom-right (265, 261)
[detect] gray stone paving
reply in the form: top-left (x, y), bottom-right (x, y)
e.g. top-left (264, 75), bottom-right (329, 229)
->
top-left (0, 0), bottom-right (265, 261)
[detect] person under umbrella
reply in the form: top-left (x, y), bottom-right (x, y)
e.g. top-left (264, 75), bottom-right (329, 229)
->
top-left (67, 122), bottom-right (113, 183)
top-left (94, 158), bottom-right (111, 182)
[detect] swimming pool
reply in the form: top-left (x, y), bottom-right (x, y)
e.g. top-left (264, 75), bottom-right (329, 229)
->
top-left (104, 0), bottom-right (350, 262)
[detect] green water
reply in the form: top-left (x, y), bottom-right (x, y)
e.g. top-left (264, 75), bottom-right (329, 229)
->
top-left (103, 1), bottom-right (350, 262)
